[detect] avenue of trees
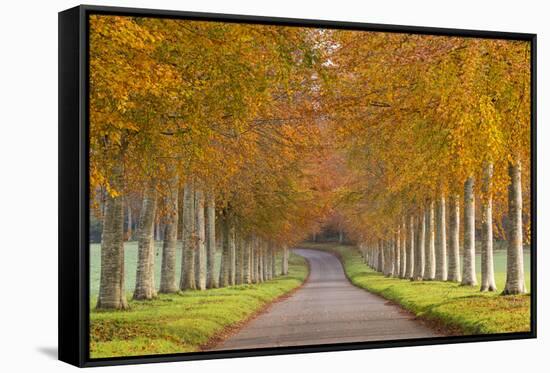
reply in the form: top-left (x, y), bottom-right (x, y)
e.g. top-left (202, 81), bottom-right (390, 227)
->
top-left (91, 16), bottom-right (332, 309)
top-left (326, 32), bottom-right (531, 295)
top-left (90, 16), bottom-right (531, 311)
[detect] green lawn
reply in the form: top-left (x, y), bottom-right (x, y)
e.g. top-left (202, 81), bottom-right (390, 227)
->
top-left (301, 242), bottom-right (531, 335)
top-left (89, 253), bottom-right (308, 358)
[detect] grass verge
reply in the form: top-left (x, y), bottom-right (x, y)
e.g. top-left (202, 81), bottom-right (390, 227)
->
top-left (90, 253), bottom-right (308, 358)
top-left (301, 242), bottom-right (530, 335)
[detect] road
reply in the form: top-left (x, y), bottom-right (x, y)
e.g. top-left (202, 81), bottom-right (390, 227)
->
top-left (214, 248), bottom-right (439, 350)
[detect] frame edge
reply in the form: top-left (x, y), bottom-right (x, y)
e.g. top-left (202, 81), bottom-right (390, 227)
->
top-left (58, 5), bottom-right (86, 368)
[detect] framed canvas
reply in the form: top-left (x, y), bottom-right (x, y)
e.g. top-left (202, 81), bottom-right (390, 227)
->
top-left (58, 4), bottom-right (537, 367)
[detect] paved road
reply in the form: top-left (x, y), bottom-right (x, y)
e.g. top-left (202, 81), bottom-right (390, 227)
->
top-left (214, 248), bottom-right (439, 350)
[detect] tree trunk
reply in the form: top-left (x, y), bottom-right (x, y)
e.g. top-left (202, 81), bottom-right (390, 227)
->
top-left (252, 241), bottom-right (259, 283)
top-left (271, 245), bottom-right (277, 278)
top-left (383, 240), bottom-right (392, 277)
top-left (243, 238), bottom-right (251, 284)
top-left (435, 194), bottom-right (448, 281)
top-left (282, 245), bottom-right (289, 275)
top-left (205, 193), bottom-right (217, 288)
top-left (259, 243), bottom-right (265, 282)
top-left (180, 182), bottom-right (196, 290)
top-left (265, 244), bottom-right (272, 280)
top-left (461, 176), bottom-right (477, 286)
top-left (369, 245), bottom-right (373, 268)
top-left (177, 187), bottom-right (184, 241)
top-left (503, 161), bottom-right (526, 294)
top-left (97, 163), bottom-right (128, 310)
top-left (390, 241), bottom-right (394, 275)
top-left (448, 194), bottom-right (461, 282)
top-left (159, 175), bottom-right (178, 294)
top-left (412, 213), bottom-right (425, 281)
top-left (219, 215), bottom-right (230, 287)
top-left (406, 216), bottom-right (415, 279)
top-left (377, 239), bottom-right (384, 273)
top-left (155, 221), bottom-right (160, 241)
top-left (126, 203), bottom-right (132, 241)
top-left (228, 220), bottom-right (236, 285)
top-left (394, 229), bottom-right (401, 278)
top-left (134, 181), bottom-right (157, 300)
top-left (338, 229), bottom-right (344, 244)
top-left (424, 201), bottom-right (436, 280)
top-left (480, 162), bottom-right (497, 291)
top-left (194, 188), bottom-right (206, 290)
top-left (235, 235), bottom-right (244, 285)
top-left (368, 245), bottom-right (372, 268)
top-left (149, 224), bottom-right (157, 296)
top-left (400, 219), bottom-right (407, 278)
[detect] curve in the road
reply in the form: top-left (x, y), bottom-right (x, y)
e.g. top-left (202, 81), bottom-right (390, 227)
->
top-left (214, 248), bottom-right (439, 350)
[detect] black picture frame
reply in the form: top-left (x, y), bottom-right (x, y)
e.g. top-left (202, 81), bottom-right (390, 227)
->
top-left (58, 4), bottom-right (537, 367)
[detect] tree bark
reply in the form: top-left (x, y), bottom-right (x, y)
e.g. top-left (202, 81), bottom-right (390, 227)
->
top-left (259, 243), bottom-right (265, 282)
top-left (271, 245), bottom-right (277, 278)
top-left (394, 229), bottom-right (401, 278)
top-left (228, 220), bottom-right (236, 285)
top-left (205, 193), bottom-right (217, 288)
top-left (159, 175), bottom-right (178, 294)
top-left (406, 216), bottom-right (415, 279)
top-left (235, 234), bottom-right (244, 285)
top-left (368, 242), bottom-right (374, 269)
top-left (219, 215), bottom-right (230, 287)
top-left (424, 201), bottom-right (436, 280)
top-left (384, 240), bottom-right (393, 277)
top-left (134, 181), bottom-right (157, 300)
top-left (243, 238), bottom-right (251, 284)
top-left (97, 163), bottom-right (128, 310)
top-left (435, 194), bottom-right (448, 281)
top-left (377, 239), bottom-right (384, 273)
top-left (412, 213), bottom-right (425, 281)
top-left (126, 203), bottom-right (132, 241)
top-left (265, 244), bottom-right (272, 280)
top-left (180, 182), bottom-right (196, 290)
top-left (480, 162), bottom-right (497, 291)
top-left (177, 187), bottom-right (184, 241)
top-left (282, 245), bottom-right (289, 275)
top-left (461, 176), bottom-right (477, 286)
top-left (448, 194), bottom-right (461, 282)
top-left (194, 188), bottom-right (206, 290)
top-left (252, 240), bottom-right (259, 283)
top-left (503, 161), bottom-right (526, 294)
top-left (399, 219), bottom-right (407, 278)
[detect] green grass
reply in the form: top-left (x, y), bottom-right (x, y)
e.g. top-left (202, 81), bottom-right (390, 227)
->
top-left (89, 253), bottom-right (308, 358)
top-left (301, 242), bottom-right (531, 335)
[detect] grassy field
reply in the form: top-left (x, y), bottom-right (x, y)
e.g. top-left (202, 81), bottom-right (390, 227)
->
top-left (90, 253), bottom-right (308, 358)
top-left (301, 242), bottom-right (531, 335)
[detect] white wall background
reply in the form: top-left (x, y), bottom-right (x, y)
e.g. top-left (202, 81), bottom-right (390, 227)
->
top-left (0, 0), bottom-right (546, 371)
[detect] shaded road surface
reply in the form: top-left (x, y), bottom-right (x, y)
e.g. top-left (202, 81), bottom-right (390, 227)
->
top-left (214, 248), bottom-right (439, 350)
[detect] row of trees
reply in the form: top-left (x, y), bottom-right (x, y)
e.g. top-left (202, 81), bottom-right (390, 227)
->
top-left (90, 16), bottom-right (532, 312)
top-left (325, 33), bottom-right (530, 294)
top-left (91, 16), bottom-right (331, 310)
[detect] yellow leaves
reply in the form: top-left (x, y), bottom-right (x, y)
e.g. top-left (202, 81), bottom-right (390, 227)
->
top-left (323, 30), bottom-right (531, 238)
top-left (88, 15), bottom-right (531, 245)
